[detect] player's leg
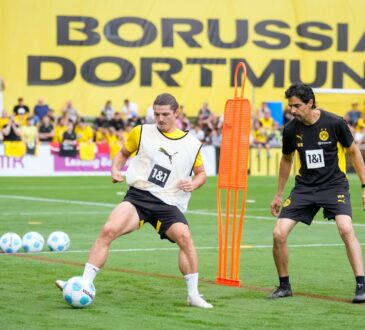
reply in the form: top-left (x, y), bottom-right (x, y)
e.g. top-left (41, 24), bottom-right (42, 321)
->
top-left (272, 218), bottom-right (297, 276)
top-left (335, 215), bottom-right (365, 303)
top-left (336, 215), bottom-right (364, 275)
top-left (268, 218), bottom-right (297, 299)
top-left (166, 222), bottom-right (198, 274)
top-left (165, 222), bottom-right (213, 308)
top-left (87, 201), bottom-right (140, 268)
top-left (56, 201), bottom-right (139, 289)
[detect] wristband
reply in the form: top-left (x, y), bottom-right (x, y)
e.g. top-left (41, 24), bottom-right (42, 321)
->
top-left (362, 184), bottom-right (365, 188)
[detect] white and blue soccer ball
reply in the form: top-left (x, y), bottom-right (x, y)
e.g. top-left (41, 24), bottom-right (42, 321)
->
top-left (63, 276), bottom-right (96, 308)
top-left (47, 231), bottom-right (70, 252)
top-left (0, 232), bottom-right (22, 253)
top-left (22, 231), bottom-right (45, 253)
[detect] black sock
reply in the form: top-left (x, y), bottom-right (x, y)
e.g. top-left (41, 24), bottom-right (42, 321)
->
top-left (356, 276), bottom-right (365, 285)
top-left (279, 276), bottom-right (290, 287)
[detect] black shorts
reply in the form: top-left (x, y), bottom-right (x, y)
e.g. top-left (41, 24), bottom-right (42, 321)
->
top-left (123, 187), bottom-right (188, 242)
top-left (279, 184), bottom-right (352, 225)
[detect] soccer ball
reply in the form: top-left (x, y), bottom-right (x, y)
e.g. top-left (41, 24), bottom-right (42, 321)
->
top-left (47, 231), bottom-right (70, 252)
top-left (22, 232), bottom-right (44, 252)
top-left (0, 232), bottom-right (22, 253)
top-left (63, 276), bottom-right (96, 308)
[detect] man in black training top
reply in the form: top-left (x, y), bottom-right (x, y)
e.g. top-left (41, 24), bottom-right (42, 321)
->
top-left (270, 83), bottom-right (365, 303)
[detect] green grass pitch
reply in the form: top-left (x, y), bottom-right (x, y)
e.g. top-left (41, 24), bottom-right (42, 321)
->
top-left (0, 175), bottom-right (365, 329)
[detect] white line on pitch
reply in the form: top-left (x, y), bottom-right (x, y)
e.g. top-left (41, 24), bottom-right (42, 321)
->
top-left (3, 185), bottom-right (114, 191)
top-left (1, 242), bottom-right (362, 256)
top-left (1, 194), bottom-right (365, 228)
top-left (0, 195), bottom-right (115, 207)
top-left (0, 211), bottom-right (110, 216)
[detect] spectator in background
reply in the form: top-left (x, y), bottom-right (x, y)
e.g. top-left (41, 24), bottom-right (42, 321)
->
top-left (255, 102), bottom-right (270, 120)
top-left (75, 118), bottom-right (94, 143)
top-left (121, 99), bottom-right (138, 120)
top-left (20, 116), bottom-right (38, 155)
top-left (259, 109), bottom-right (277, 144)
top-left (0, 110), bottom-right (9, 129)
top-left (122, 123), bottom-right (133, 141)
top-left (2, 115), bottom-right (21, 141)
top-left (95, 122), bottom-right (109, 143)
top-left (211, 128), bottom-right (222, 148)
top-left (60, 120), bottom-right (77, 157)
top-left (198, 102), bottom-right (212, 122)
top-left (127, 113), bottom-right (142, 127)
top-left (176, 105), bottom-right (191, 131)
top-left (283, 105), bottom-right (294, 124)
top-left (268, 122), bottom-right (283, 147)
top-left (62, 100), bottom-right (79, 123)
top-left (0, 111), bottom-right (8, 140)
top-left (260, 109), bottom-right (275, 131)
top-left (0, 76), bottom-right (5, 115)
top-left (345, 103), bottom-right (361, 127)
top-left (144, 105), bottom-right (155, 124)
top-left (47, 108), bottom-right (56, 123)
top-left (53, 117), bottom-right (68, 144)
top-left (203, 128), bottom-right (213, 145)
top-left (354, 112), bottom-right (365, 148)
top-left (197, 102), bottom-right (212, 127)
top-left (33, 98), bottom-right (49, 124)
top-left (252, 119), bottom-right (270, 155)
top-left (116, 128), bottom-right (125, 144)
top-left (217, 113), bottom-right (224, 130)
top-left (14, 107), bottom-right (28, 126)
top-left (109, 112), bottom-right (125, 131)
top-left (38, 115), bottom-right (54, 142)
top-left (107, 126), bottom-right (122, 159)
top-left (354, 127), bottom-right (365, 148)
top-left (93, 111), bottom-right (109, 129)
top-left (13, 97), bottom-right (30, 115)
top-left (197, 102), bottom-right (215, 140)
top-left (355, 112), bottom-right (365, 132)
top-left (106, 126), bottom-right (119, 144)
top-left (101, 100), bottom-right (114, 121)
top-left (190, 124), bottom-right (205, 143)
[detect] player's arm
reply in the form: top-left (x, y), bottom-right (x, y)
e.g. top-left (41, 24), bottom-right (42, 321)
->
top-left (346, 142), bottom-right (365, 210)
top-left (179, 164), bottom-right (206, 192)
top-left (111, 146), bottom-right (131, 183)
top-left (271, 152), bottom-right (294, 217)
top-left (111, 125), bottom-right (140, 183)
top-left (179, 150), bottom-right (206, 192)
top-left (192, 164), bottom-right (207, 189)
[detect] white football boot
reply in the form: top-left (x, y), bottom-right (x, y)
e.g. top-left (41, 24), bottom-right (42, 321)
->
top-left (187, 295), bottom-right (213, 308)
top-left (55, 279), bottom-right (66, 291)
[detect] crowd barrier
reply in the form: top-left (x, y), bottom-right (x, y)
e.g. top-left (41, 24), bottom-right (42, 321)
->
top-left (0, 143), bottom-right (218, 177)
top-left (1, 144), bottom-right (321, 177)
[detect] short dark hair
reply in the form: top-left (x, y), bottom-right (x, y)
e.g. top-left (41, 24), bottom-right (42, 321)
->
top-left (285, 83), bottom-right (316, 109)
top-left (153, 93), bottom-right (179, 112)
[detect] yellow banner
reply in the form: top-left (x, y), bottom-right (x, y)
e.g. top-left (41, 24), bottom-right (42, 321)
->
top-left (1, 0), bottom-right (365, 118)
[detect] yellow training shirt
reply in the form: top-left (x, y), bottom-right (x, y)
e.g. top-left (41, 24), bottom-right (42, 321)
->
top-left (125, 125), bottom-right (203, 167)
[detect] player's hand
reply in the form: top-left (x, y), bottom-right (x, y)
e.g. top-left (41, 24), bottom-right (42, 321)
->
top-left (111, 170), bottom-right (124, 183)
top-left (270, 194), bottom-right (282, 217)
top-left (179, 179), bottom-right (195, 192)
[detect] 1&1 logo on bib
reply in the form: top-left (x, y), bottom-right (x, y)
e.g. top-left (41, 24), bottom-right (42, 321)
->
top-left (305, 149), bottom-right (325, 169)
top-left (148, 164), bottom-right (171, 187)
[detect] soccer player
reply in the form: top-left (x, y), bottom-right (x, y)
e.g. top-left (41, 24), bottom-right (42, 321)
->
top-left (56, 93), bottom-right (213, 308)
top-left (269, 83), bottom-right (365, 303)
